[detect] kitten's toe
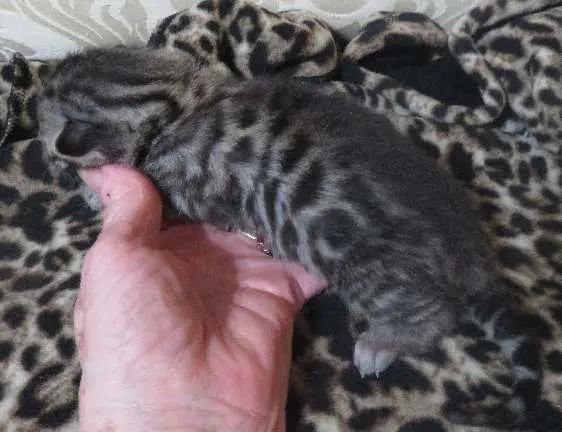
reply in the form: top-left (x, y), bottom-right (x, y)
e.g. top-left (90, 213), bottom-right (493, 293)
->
top-left (353, 332), bottom-right (400, 378)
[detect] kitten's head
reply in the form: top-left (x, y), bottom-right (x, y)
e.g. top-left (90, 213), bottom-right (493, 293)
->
top-left (36, 45), bottom-right (223, 169)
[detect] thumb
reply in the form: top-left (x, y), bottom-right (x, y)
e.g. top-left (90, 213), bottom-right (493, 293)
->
top-left (79, 164), bottom-right (163, 243)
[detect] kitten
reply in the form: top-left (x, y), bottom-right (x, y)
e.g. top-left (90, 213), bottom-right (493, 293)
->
top-left (35, 45), bottom-right (541, 428)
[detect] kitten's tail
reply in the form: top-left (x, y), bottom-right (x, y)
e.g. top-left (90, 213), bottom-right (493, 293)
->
top-left (444, 293), bottom-right (542, 429)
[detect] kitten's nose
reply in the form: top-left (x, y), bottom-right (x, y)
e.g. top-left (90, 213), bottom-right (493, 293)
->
top-left (55, 129), bottom-right (82, 156)
top-left (55, 123), bottom-right (98, 158)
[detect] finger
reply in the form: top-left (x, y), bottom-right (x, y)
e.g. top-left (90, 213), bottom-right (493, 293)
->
top-left (281, 262), bottom-right (327, 307)
top-left (236, 258), bottom-right (327, 311)
top-left (160, 215), bottom-right (189, 231)
top-left (160, 223), bottom-right (266, 258)
top-left (197, 224), bottom-right (327, 304)
top-left (79, 164), bottom-right (163, 243)
top-left (197, 224), bottom-right (271, 256)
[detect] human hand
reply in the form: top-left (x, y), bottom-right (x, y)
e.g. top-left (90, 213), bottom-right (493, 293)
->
top-left (75, 165), bottom-right (326, 432)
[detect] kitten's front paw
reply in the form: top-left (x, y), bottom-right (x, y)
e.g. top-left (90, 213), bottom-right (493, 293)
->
top-left (354, 331), bottom-right (400, 378)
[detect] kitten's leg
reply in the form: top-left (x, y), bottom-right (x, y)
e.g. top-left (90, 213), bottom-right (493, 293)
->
top-left (354, 326), bottom-right (400, 378)
top-left (334, 239), bottom-right (458, 378)
top-left (352, 303), bottom-right (455, 377)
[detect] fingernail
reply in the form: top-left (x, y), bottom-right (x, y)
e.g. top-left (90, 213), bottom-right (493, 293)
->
top-left (78, 168), bottom-right (104, 192)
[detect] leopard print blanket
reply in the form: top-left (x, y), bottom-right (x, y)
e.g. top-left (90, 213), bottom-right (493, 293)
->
top-left (1, 0), bottom-right (561, 430)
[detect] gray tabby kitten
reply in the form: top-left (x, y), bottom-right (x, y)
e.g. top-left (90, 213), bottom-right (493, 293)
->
top-left (36, 46), bottom-right (540, 428)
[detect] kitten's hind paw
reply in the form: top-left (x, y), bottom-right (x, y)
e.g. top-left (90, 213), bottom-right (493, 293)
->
top-left (353, 332), bottom-right (400, 378)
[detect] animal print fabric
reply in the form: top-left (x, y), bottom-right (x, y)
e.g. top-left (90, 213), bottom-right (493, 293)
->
top-left (0, 0), bottom-right (561, 431)
top-left (0, 0), bottom-right (479, 61)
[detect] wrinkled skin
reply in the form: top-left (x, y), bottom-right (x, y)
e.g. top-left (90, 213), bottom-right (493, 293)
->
top-left (76, 165), bottom-right (326, 432)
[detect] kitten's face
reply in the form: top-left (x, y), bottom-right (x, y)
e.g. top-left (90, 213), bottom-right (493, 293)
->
top-left (36, 46), bottom-right (201, 169)
top-left (36, 93), bottom-right (140, 168)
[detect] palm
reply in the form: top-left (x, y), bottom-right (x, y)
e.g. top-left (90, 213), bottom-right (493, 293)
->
top-left (80, 223), bottom-right (315, 428)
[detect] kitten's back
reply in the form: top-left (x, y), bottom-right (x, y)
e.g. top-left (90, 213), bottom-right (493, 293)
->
top-left (212, 77), bottom-right (495, 291)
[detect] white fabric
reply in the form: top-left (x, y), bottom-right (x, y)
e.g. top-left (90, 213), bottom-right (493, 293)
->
top-left (0, 0), bottom-right (481, 61)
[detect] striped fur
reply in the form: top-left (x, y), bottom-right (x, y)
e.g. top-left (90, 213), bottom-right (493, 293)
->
top-left (36, 46), bottom-right (541, 428)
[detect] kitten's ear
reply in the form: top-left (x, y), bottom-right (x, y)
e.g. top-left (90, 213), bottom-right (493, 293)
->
top-left (30, 56), bottom-right (59, 90)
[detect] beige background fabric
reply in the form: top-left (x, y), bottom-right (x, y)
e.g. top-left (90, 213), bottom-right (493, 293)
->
top-left (0, 0), bottom-right (480, 61)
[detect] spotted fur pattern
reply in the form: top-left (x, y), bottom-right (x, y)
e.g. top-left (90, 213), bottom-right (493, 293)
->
top-left (1, 0), bottom-right (561, 431)
top-left (36, 42), bottom-right (547, 429)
